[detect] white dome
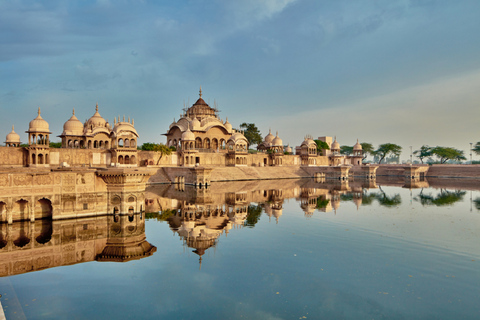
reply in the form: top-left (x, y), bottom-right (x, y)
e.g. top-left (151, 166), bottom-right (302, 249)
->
top-left (182, 127), bottom-right (195, 141)
top-left (5, 125), bottom-right (20, 143)
top-left (224, 117), bottom-right (232, 132)
top-left (28, 108), bottom-right (50, 133)
top-left (63, 109), bottom-right (84, 135)
top-left (271, 132), bottom-right (283, 146)
top-left (191, 117), bottom-right (201, 130)
top-left (353, 139), bottom-right (362, 151)
top-left (331, 137), bottom-right (340, 150)
top-left (85, 104), bottom-right (107, 129)
top-left (264, 129), bottom-right (275, 144)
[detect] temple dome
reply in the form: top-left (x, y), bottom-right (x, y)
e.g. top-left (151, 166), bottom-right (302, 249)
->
top-left (228, 132), bottom-right (248, 144)
top-left (331, 137), bottom-right (340, 150)
top-left (191, 118), bottom-right (201, 130)
top-left (182, 127), bottom-right (195, 141)
top-left (6, 125), bottom-right (20, 143)
top-left (271, 132), bottom-right (283, 147)
top-left (63, 109), bottom-right (84, 135)
top-left (301, 137), bottom-right (315, 147)
top-left (285, 145), bottom-right (292, 153)
top-left (28, 108), bottom-right (50, 133)
top-left (85, 103), bottom-right (107, 129)
top-left (224, 118), bottom-right (232, 132)
top-left (353, 139), bottom-right (362, 151)
top-left (264, 129), bottom-right (275, 144)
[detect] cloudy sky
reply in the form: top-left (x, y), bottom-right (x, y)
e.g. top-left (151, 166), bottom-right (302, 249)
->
top-left (1, 0), bottom-right (479, 160)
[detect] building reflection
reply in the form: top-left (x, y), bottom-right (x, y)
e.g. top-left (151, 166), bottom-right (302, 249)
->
top-left (0, 214), bottom-right (156, 277)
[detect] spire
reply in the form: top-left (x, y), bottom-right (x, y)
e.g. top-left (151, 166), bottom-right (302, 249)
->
top-left (11, 125), bottom-right (15, 132)
top-left (72, 108), bottom-right (75, 116)
top-left (123, 115), bottom-right (125, 122)
top-left (96, 103), bottom-right (98, 112)
top-left (38, 107), bottom-right (41, 116)
top-left (114, 117), bottom-right (116, 125)
top-left (199, 86), bottom-right (202, 98)
top-left (276, 131), bottom-right (278, 137)
top-left (128, 116), bottom-right (130, 123)
top-left (132, 119), bottom-right (134, 126)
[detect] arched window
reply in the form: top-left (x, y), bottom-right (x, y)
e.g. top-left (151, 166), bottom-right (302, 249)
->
top-left (125, 139), bottom-right (130, 147)
top-left (212, 138), bottom-right (218, 150)
top-left (195, 138), bottom-right (202, 149)
top-left (94, 140), bottom-right (98, 148)
top-left (68, 140), bottom-right (73, 148)
top-left (119, 155), bottom-right (124, 164)
top-left (130, 155), bottom-right (136, 165)
top-left (118, 139), bottom-right (124, 147)
top-left (125, 155), bottom-right (130, 164)
top-left (131, 140), bottom-right (136, 148)
top-left (204, 138), bottom-right (210, 149)
top-left (99, 141), bottom-right (104, 149)
top-left (38, 154), bottom-right (44, 164)
top-left (105, 141), bottom-right (109, 149)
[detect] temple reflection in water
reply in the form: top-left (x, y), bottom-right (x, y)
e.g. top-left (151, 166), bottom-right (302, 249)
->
top-left (0, 213), bottom-right (156, 277)
top-left (2, 173), bottom-right (471, 273)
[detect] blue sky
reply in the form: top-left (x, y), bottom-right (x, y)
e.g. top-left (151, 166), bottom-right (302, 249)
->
top-left (1, 0), bottom-right (479, 160)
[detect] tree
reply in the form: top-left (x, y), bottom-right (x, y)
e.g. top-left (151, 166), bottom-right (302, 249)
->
top-left (49, 142), bottom-right (62, 148)
top-left (473, 142), bottom-right (480, 155)
top-left (361, 142), bottom-right (374, 161)
top-left (140, 142), bottom-right (172, 164)
top-left (431, 146), bottom-right (466, 164)
top-left (374, 143), bottom-right (402, 164)
top-left (413, 145), bottom-right (432, 164)
top-left (314, 140), bottom-right (330, 155)
top-left (239, 123), bottom-right (262, 146)
top-left (244, 205), bottom-right (263, 228)
top-left (340, 145), bottom-right (353, 155)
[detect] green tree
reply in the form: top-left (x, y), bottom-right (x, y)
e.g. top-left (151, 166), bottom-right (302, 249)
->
top-left (314, 140), bottom-right (330, 155)
top-left (413, 145), bottom-right (433, 164)
top-left (376, 187), bottom-right (402, 207)
top-left (141, 142), bottom-right (173, 164)
top-left (49, 142), bottom-right (62, 148)
top-left (374, 143), bottom-right (402, 164)
top-left (361, 142), bottom-right (374, 161)
top-left (239, 123), bottom-right (262, 146)
top-left (431, 146), bottom-right (466, 164)
top-left (473, 142), bottom-right (480, 155)
top-left (244, 205), bottom-right (263, 227)
top-left (340, 145), bottom-right (353, 155)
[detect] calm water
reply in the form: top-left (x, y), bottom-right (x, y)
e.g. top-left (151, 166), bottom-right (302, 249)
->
top-left (1, 179), bottom-right (480, 319)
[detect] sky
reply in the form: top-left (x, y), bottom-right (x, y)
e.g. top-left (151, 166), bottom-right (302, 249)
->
top-left (1, 0), bottom-right (479, 161)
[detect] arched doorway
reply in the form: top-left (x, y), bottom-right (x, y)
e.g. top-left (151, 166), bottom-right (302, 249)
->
top-left (36, 198), bottom-right (53, 220)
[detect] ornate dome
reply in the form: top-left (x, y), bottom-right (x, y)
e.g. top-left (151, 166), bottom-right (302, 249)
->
top-left (264, 129), bottom-right (275, 144)
top-left (224, 117), bottom-right (232, 132)
top-left (185, 87), bottom-right (217, 120)
top-left (6, 125), bottom-right (20, 143)
top-left (112, 117), bottom-right (138, 137)
top-left (285, 144), bottom-right (292, 153)
top-left (228, 132), bottom-right (248, 144)
top-left (63, 109), bottom-right (84, 135)
top-left (353, 139), bottom-right (362, 151)
top-left (182, 127), bottom-right (195, 141)
top-left (331, 137), bottom-right (340, 150)
top-left (28, 108), bottom-right (50, 133)
top-left (191, 117), bottom-right (201, 130)
top-left (271, 132), bottom-right (283, 147)
top-left (85, 104), bottom-right (107, 129)
top-left (301, 137), bottom-right (316, 147)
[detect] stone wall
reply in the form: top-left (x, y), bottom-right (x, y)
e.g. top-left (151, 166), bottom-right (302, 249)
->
top-left (0, 147), bottom-right (26, 166)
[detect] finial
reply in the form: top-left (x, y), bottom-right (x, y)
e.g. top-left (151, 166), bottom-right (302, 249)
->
top-left (12, 125), bottom-right (15, 132)
top-left (38, 107), bottom-right (41, 115)
top-left (269, 128), bottom-right (271, 134)
top-left (123, 115), bottom-right (125, 122)
top-left (96, 103), bottom-right (98, 112)
top-left (114, 117), bottom-right (116, 125)
top-left (128, 116), bottom-right (130, 123)
top-left (199, 86), bottom-right (202, 98)
top-left (72, 108), bottom-right (75, 116)
top-left (132, 119), bottom-right (134, 126)
top-left (276, 131), bottom-right (278, 137)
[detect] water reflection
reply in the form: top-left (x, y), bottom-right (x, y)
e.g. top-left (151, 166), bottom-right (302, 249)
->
top-left (415, 189), bottom-right (467, 206)
top-left (0, 214), bottom-right (156, 277)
